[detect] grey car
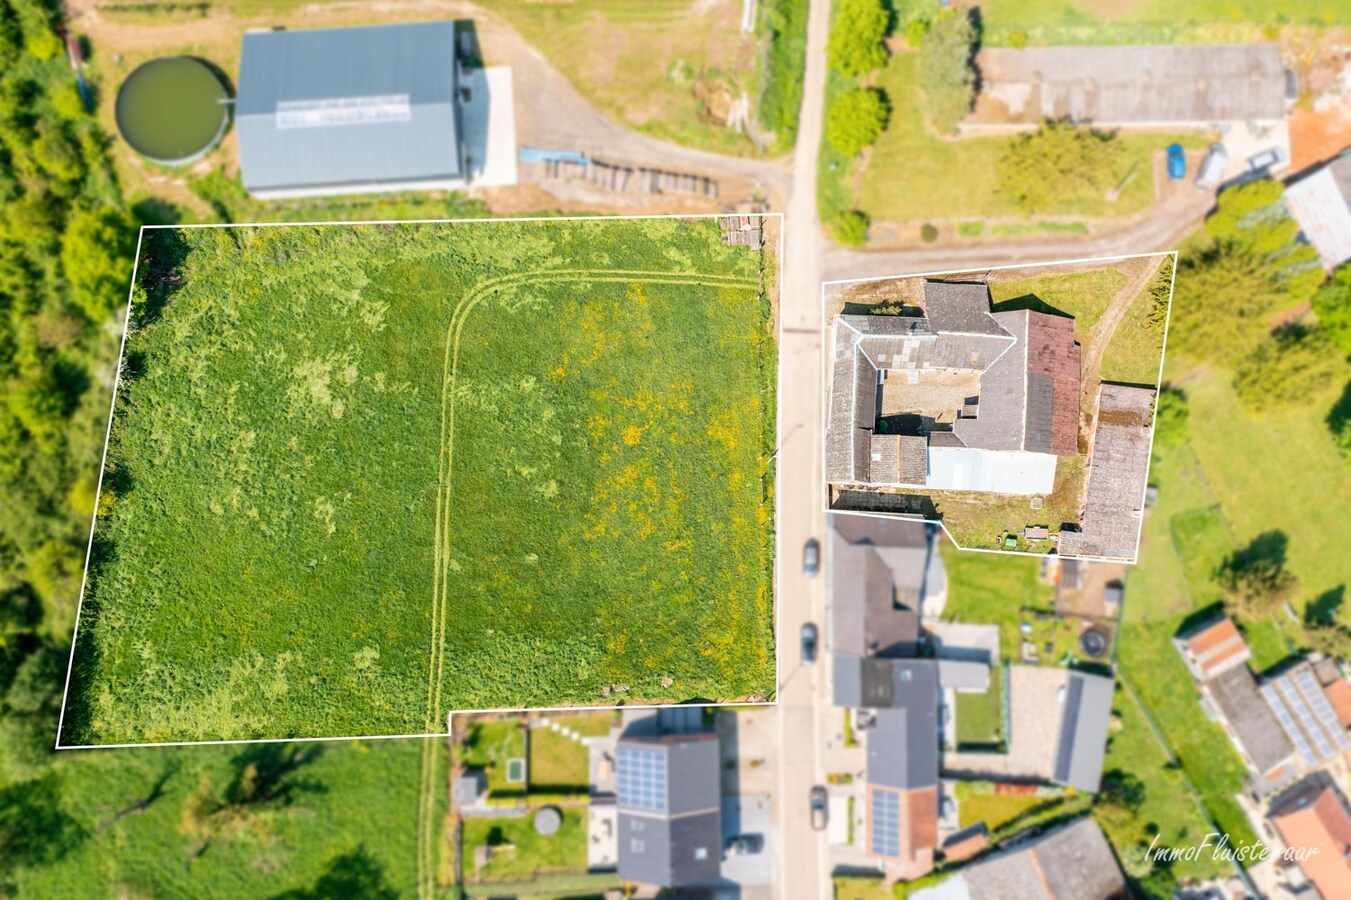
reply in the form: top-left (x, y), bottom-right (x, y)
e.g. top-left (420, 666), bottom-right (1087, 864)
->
top-left (810, 786), bottom-right (829, 831)
top-left (800, 622), bottom-right (819, 664)
top-left (803, 537), bottom-right (820, 576)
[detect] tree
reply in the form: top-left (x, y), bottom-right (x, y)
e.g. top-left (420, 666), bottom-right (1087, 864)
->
top-left (826, 88), bottom-right (889, 157)
top-left (1313, 266), bottom-right (1351, 357)
top-left (1232, 324), bottom-right (1344, 414)
top-left (918, 8), bottom-right (977, 134)
top-left (0, 643), bottom-right (63, 780)
top-left (1168, 243), bottom-right (1289, 366)
top-left (61, 205), bottom-right (136, 322)
top-left (1206, 179), bottom-right (1323, 304)
top-left (827, 0), bottom-right (888, 77)
top-left (830, 210), bottom-right (870, 247)
top-left (997, 119), bottom-right (1123, 214)
top-left (1218, 553), bottom-right (1298, 622)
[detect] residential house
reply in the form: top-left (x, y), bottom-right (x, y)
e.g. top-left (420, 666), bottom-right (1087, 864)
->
top-left (912, 817), bottom-right (1128, 900)
top-left (615, 731), bottom-right (721, 888)
top-left (943, 666), bottom-right (1114, 795)
top-left (829, 515), bottom-right (936, 661)
top-left (826, 281), bottom-right (1081, 498)
top-left (839, 656), bottom-right (942, 881)
top-left (1284, 149), bottom-right (1351, 271)
top-left (1178, 618), bottom-right (1351, 794)
top-left (1269, 774), bottom-right (1351, 900)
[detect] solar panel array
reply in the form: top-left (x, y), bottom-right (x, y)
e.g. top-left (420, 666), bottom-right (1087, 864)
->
top-left (617, 747), bottom-right (668, 813)
top-left (1295, 669), bottom-right (1351, 750)
top-left (1261, 683), bottom-right (1317, 766)
top-left (871, 788), bottom-right (900, 858)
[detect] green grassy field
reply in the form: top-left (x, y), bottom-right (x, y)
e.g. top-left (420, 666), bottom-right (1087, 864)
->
top-left (939, 543), bottom-right (1054, 661)
top-left (9, 738), bottom-right (435, 897)
top-left (63, 218), bottom-right (777, 745)
top-left (976, 0), bottom-right (1341, 45)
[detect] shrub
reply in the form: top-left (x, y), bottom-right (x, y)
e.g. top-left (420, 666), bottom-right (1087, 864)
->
top-left (918, 8), bottom-right (977, 134)
top-left (997, 119), bottom-right (1123, 214)
top-left (1232, 324), bottom-right (1343, 414)
top-left (1152, 388), bottom-right (1189, 448)
top-left (61, 205), bottom-right (137, 321)
top-left (920, 223), bottom-right (938, 242)
top-left (830, 210), bottom-right (870, 247)
top-left (957, 221), bottom-right (985, 237)
top-left (825, 88), bottom-right (889, 157)
top-left (1313, 266), bottom-right (1351, 356)
top-left (827, 0), bottom-right (888, 78)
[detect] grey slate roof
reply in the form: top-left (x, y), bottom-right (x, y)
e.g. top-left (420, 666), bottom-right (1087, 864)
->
top-left (1052, 671), bottom-right (1114, 793)
top-left (1059, 383), bottom-right (1155, 561)
top-left (829, 515), bottom-right (930, 662)
top-left (972, 44), bottom-right (1286, 126)
top-left (865, 659), bottom-right (940, 791)
top-left (616, 733), bottom-right (721, 888)
top-left (964, 817), bottom-right (1128, 900)
top-left (1206, 664), bottom-right (1294, 778)
top-left (237, 22), bottom-right (462, 194)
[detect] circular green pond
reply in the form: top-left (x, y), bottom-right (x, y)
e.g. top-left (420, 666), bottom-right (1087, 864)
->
top-left (116, 57), bottom-right (229, 166)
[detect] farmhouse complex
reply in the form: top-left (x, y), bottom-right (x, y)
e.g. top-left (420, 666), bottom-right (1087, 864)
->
top-left (826, 280), bottom-right (1080, 497)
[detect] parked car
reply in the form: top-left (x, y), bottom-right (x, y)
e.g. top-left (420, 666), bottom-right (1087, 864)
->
top-left (725, 834), bottom-right (765, 857)
top-left (1248, 146), bottom-right (1287, 173)
top-left (802, 537), bottom-right (820, 577)
top-left (1166, 143), bottom-right (1186, 180)
top-left (810, 786), bottom-right (829, 831)
top-left (1196, 143), bottom-right (1228, 189)
top-left (800, 622), bottom-right (819, 664)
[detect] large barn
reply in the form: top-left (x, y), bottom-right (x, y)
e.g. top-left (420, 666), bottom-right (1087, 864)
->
top-left (236, 21), bottom-right (516, 198)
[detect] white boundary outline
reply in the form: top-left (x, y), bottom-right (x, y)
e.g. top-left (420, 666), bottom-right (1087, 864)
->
top-left (818, 250), bottom-right (1179, 567)
top-left (55, 212), bottom-right (786, 750)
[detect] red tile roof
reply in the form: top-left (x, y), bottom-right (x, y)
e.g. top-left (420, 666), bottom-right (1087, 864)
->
top-left (1025, 312), bottom-right (1081, 457)
top-left (1271, 785), bottom-right (1351, 899)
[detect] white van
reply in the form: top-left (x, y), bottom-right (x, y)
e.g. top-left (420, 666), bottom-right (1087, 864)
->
top-left (1196, 144), bottom-right (1228, 189)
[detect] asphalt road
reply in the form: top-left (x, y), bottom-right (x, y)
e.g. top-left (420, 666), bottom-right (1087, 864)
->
top-left (773, 0), bottom-right (833, 895)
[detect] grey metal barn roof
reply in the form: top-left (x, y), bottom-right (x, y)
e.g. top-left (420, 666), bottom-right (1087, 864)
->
top-left (972, 43), bottom-right (1286, 126)
top-left (237, 22), bottom-right (462, 194)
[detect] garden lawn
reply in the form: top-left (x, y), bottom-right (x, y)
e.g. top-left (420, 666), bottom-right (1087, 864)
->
top-left (1096, 684), bottom-right (1229, 885)
top-left (10, 739), bottom-right (429, 897)
top-left (461, 807), bottom-right (588, 882)
top-left (939, 542), bottom-right (1053, 661)
top-left (464, 720), bottom-right (528, 797)
top-left (954, 782), bottom-right (1058, 832)
top-left (954, 677), bottom-right (1003, 748)
top-left (854, 54), bottom-right (1203, 224)
top-left (64, 218), bottom-right (777, 744)
top-left (525, 713), bottom-right (614, 792)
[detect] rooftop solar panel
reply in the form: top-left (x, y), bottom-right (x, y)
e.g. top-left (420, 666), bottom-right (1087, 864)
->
top-left (870, 788), bottom-right (900, 858)
top-left (1278, 676), bottom-right (1334, 759)
top-left (1262, 684), bottom-right (1317, 766)
top-left (617, 747), bottom-right (668, 813)
top-left (1295, 669), bottom-right (1350, 748)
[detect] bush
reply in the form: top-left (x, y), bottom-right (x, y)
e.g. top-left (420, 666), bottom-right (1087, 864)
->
top-left (758, 0), bottom-right (809, 151)
top-left (1232, 324), bottom-right (1343, 414)
top-left (918, 8), bottom-right (977, 134)
top-left (830, 210), bottom-right (870, 246)
top-left (825, 88), bottom-right (889, 157)
top-left (957, 221), bottom-right (985, 237)
top-left (1153, 387), bottom-right (1189, 448)
top-left (61, 205), bottom-right (138, 321)
top-left (1313, 266), bottom-right (1351, 356)
top-left (920, 223), bottom-right (938, 242)
top-left (827, 0), bottom-right (888, 78)
top-left (997, 119), bottom-right (1123, 214)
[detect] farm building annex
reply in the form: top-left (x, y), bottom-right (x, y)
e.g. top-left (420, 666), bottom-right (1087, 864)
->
top-left (57, 215), bottom-right (781, 747)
